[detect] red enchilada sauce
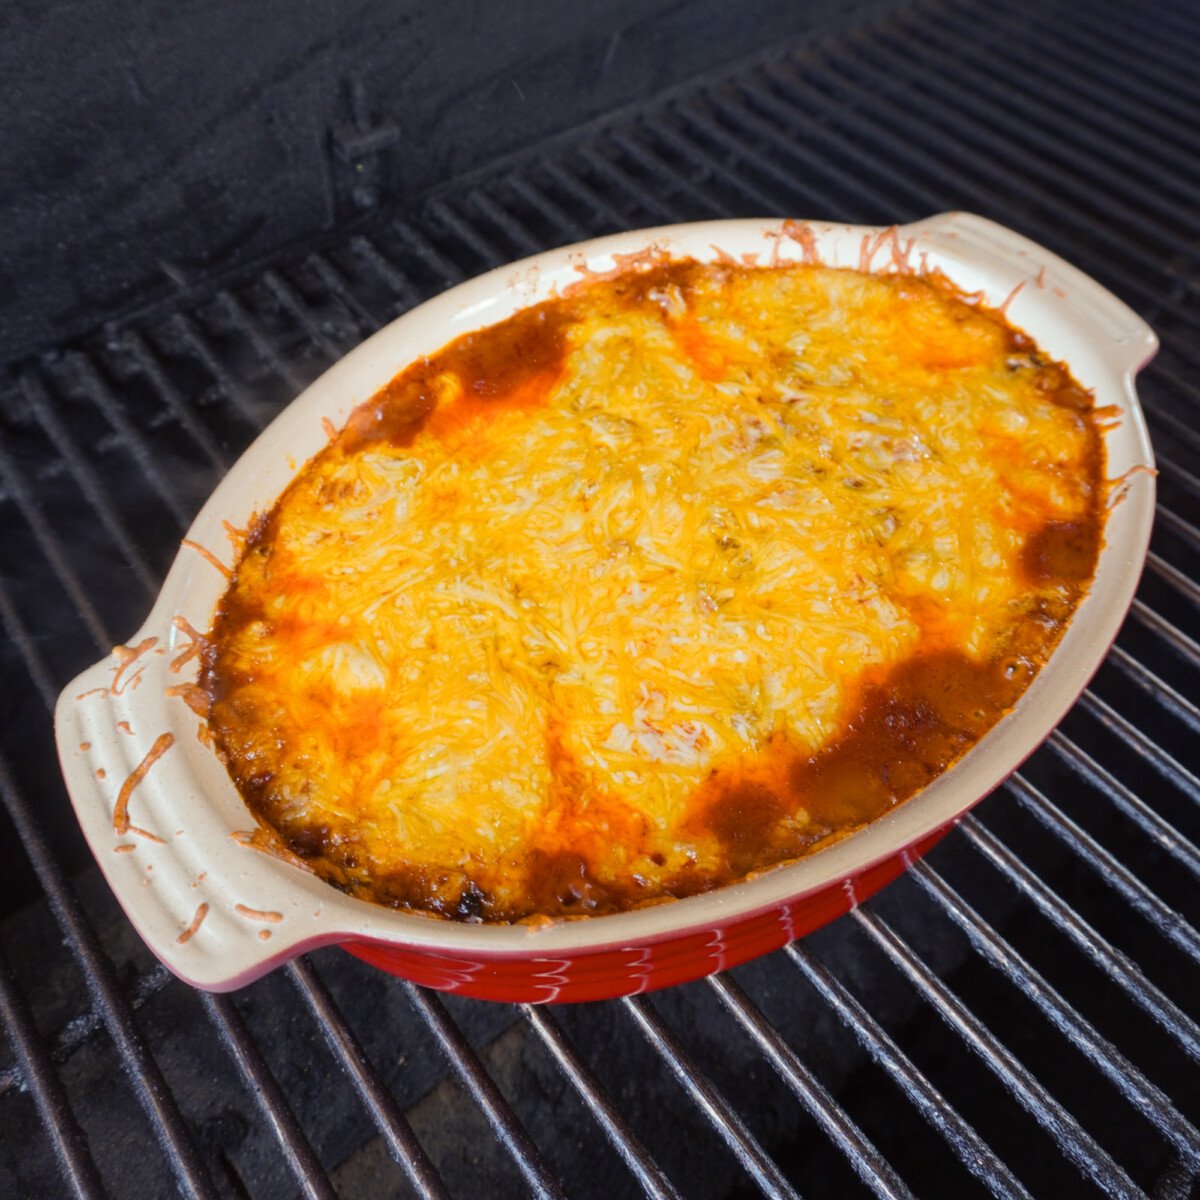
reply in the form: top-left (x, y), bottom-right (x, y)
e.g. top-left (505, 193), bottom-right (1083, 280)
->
top-left (340, 301), bottom-right (577, 455)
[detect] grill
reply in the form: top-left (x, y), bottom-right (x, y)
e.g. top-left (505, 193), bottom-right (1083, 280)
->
top-left (2, 0), bottom-right (1198, 1195)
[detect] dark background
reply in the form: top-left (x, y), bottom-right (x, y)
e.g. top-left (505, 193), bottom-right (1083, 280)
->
top-left (0, 0), bottom-right (877, 368)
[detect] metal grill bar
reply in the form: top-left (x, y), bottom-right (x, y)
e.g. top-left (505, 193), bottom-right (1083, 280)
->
top-left (1156, 511), bottom-right (1200, 566)
top-left (216, 289), bottom-right (306, 392)
top-left (1075, 691), bottom-right (1200, 800)
top-left (621, 995), bottom-right (802, 1200)
top-left (1108, 644), bottom-right (1200, 736)
top-left (1146, 552), bottom-right (1200, 611)
top-left (940, 0), bottom-right (1200, 185)
top-left (169, 309), bottom-right (287, 434)
top-left (292, 253), bottom-right (377, 343)
top-left (0, 572), bottom-right (58, 710)
top-left (954, 814), bottom-right (1200, 1063)
top-left (522, 1005), bottom-right (681, 1200)
top-left (306, 252), bottom-right (385, 332)
top-left (424, 199), bottom-right (507, 271)
top-left (0, 744), bottom-right (220, 1200)
top-left (1155, 458), bottom-right (1200, 522)
top-left (348, 234), bottom-right (422, 309)
top-left (13, 376), bottom-right (158, 599)
top-left (782, 943), bottom-right (1029, 1198)
top-left (705, 974), bottom-right (915, 1200)
top-left (847, 907), bottom-right (1140, 1198)
top-left (389, 216), bottom-right (463, 286)
top-left (1120, 404), bottom-right (1199, 472)
top-left (0, 948), bottom-right (106, 1200)
top-left (908, 861), bottom-right (1200, 1165)
top-left (1127, 602), bottom-right (1200, 682)
top-left (199, 992), bottom-right (337, 1200)
top-left (260, 268), bottom-right (347, 361)
top-left (1005, 773), bottom-right (1200, 963)
top-left (168, 309), bottom-right (268, 430)
top-left (504, 173), bottom-right (590, 242)
top-left (0, 966), bottom-right (173, 1102)
top-left (466, 188), bottom-right (545, 257)
top-left (404, 984), bottom-right (565, 1200)
top-left (562, 150), bottom-right (658, 225)
top-left (1135, 555), bottom-right (1200, 619)
top-left (1044, 731), bottom-right (1200, 884)
top-left (286, 961), bottom-right (450, 1200)
top-left (117, 328), bottom-right (230, 471)
top-left (437, 193), bottom-right (524, 263)
top-left (1149, 382), bottom-right (1200, 448)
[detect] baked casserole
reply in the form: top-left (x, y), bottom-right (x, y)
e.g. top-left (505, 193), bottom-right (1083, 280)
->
top-left (199, 257), bottom-right (1105, 923)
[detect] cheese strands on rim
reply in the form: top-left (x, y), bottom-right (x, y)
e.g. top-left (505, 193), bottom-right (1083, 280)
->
top-left (201, 259), bottom-right (1104, 923)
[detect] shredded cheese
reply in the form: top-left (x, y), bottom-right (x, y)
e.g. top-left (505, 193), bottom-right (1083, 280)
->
top-left (204, 261), bottom-right (1102, 922)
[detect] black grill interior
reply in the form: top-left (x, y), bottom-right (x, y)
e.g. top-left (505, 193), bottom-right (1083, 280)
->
top-left (2, 1), bottom-right (1199, 1197)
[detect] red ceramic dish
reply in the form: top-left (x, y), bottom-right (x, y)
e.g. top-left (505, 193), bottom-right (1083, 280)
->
top-left (345, 828), bottom-right (949, 1003)
top-left (54, 214), bottom-right (1157, 1001)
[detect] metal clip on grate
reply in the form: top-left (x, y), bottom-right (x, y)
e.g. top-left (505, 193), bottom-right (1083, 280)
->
top-left (1, 0), bottom-right (1198, 1195)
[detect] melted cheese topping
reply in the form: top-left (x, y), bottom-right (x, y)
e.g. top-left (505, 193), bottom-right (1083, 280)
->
top-left (203, 260), bottom-right (1104, 922)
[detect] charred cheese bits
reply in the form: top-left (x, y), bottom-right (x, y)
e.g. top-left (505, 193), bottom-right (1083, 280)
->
top-left (201, 259), bottom-right (1105, 922)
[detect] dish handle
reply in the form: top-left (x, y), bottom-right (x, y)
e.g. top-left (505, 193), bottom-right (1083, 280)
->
top-left (55, 650), bottom-right (342, 991)
top-left (903, 211), bottom-right (1159, 374)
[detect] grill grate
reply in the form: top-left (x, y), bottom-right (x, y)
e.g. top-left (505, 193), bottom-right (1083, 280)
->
top-left (2, 0), bottom-right (1199, 1196)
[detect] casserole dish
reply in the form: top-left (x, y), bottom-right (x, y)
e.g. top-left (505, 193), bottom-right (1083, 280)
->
top-left (54, 213), bottom-right (1157, 1001)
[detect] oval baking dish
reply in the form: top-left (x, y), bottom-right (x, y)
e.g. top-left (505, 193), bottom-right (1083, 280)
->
top-left (55, 213), bottom-right (1157, 1001)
